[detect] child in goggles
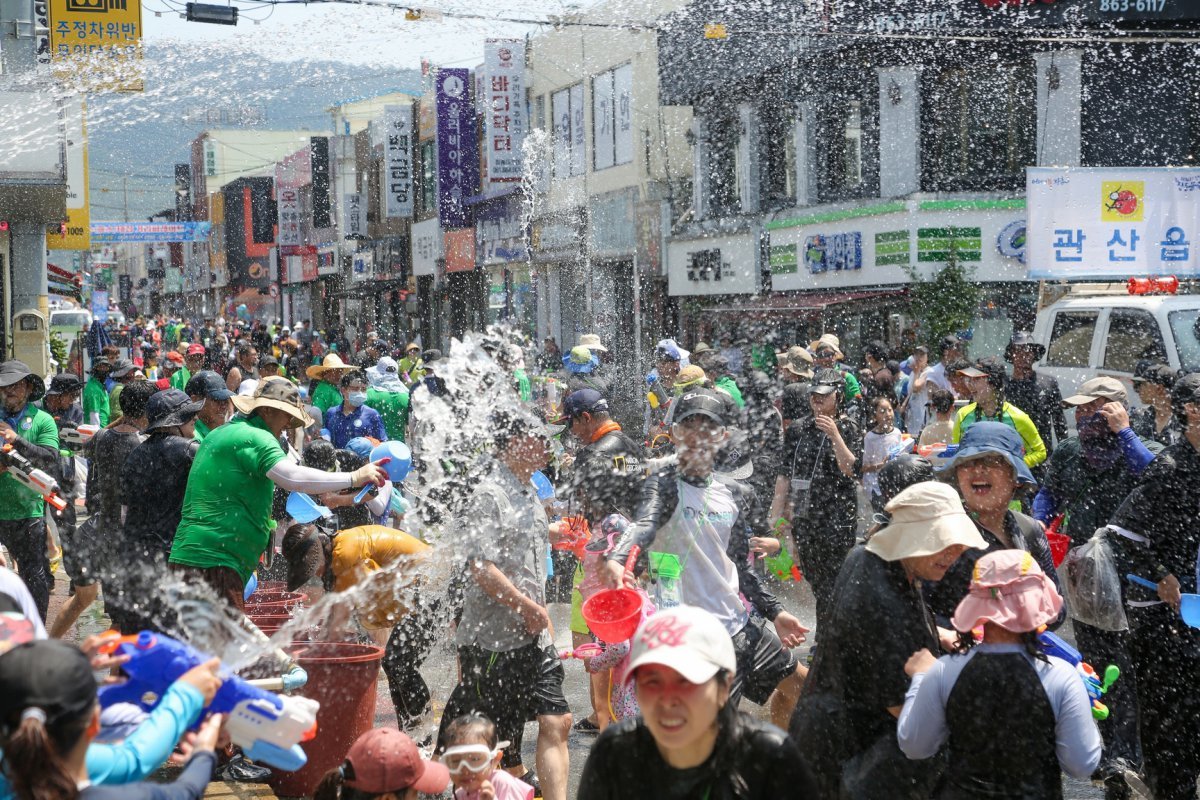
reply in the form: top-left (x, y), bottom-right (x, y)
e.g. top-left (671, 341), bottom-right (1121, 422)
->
top-left (440, 713), bottom-right (530, 800)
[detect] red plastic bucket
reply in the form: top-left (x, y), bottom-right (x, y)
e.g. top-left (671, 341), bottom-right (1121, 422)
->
top-left (1047, 531), bottom-right (1071, 568)
top-left (267, 642), bottom-right (384, 797)
top-left (244, 590), bottom-right (305, 615)
top-left (246, 613), bottom-right (295, 637)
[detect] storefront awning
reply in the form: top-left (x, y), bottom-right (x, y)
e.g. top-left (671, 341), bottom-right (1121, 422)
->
top-left (703, 288), bottom-right (907, 314)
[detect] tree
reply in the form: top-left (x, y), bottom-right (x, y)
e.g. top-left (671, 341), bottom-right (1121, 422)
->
top-left (905, 245), bottom-right (981, 350)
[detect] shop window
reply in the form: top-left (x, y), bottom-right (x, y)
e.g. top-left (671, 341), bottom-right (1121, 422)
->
top-left (552, 83), bottom-right (586, 178)
top-left (593, 64), bottom-right (633, 171)
top-left (922, 64), bottom-right (1035, 192)
top-left (1103, 309), bottom-right (1167, 373)
top-left (813, 84), bottom-right (875, 203)
top-left (702, 110), bottom-right (740, 217)
top-left (1046, 310), bottom-right (1098, 368)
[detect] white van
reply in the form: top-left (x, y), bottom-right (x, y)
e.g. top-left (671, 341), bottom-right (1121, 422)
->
top-left (1032, 290), bottom-right (1200, 408)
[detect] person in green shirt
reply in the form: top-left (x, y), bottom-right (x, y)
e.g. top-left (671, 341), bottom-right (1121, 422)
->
top-left (952, 356), bottom-right (1048, 469)
top-left (83, 359), bottom-right (112, 427)
top-left (810, 333), bottom-right (862, 404)
top-left (694, 348), bottom-right (745, 409)
top-left (107, 359), bottom-right (138, 414)
top-left (306, 353), bottom-right (355, 415)
top-left (0, 360), bottom-right (61, 620)
top-left (184, 370), bottom-right (235, 443)
top-left (398, 343), bottom-right (426, 386)
top-left (180, 343), bottom-right (206, 389)
top-left (366, 357), bottom-right (411, 442)
top-left (168, 376), bottom-right (384, 611)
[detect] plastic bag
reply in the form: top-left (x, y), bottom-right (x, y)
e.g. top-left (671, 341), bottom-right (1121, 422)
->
top-left (1063, 528), bottom-right (1129, 631)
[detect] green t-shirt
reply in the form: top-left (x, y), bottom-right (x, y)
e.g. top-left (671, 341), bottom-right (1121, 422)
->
top-left (715, 375), bottom-right (744, 408)
top-left (311, 381), bottom-right (343, 415)
top-left (83, 377), bottom-right (110, 427)
top-left (170, 367), bottom-right (191, 392)
top-left (513, 368), bottom-right (532, 403)
top-left (109, 384), bottom-right (123, 414)
top-left (192, 418), bottom-right (211, 443)
top-left (0, 405), bottom-right (60, 520)
top-left (169, 415), bottom-right (286, 583)
top-left (366, 387), bottom-right (410, 442)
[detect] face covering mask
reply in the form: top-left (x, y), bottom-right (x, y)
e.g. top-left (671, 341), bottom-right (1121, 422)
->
top-left (347, 391), bottom-right (367, 408)
top-left (1078, 412), bottom-right (1121, 469)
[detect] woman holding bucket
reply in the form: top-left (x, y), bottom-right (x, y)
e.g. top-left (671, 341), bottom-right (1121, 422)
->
top-left (578, 605), bottom-right (817, 800)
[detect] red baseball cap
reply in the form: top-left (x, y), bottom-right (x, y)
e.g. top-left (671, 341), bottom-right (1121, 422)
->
top-left (343, 728), bottom-right (449, 795)
top-left (186, 343), bottom-right (206, 356)
top-left (165, 351), bottom-right (184, 365)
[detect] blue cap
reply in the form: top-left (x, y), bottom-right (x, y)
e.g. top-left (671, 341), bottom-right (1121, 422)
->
top-left (345, 437), bottom-right (374, 459)
top-left (561, 389), bottom-right (609, 419)
top-left (934, 421), bottom-right (1037, 487)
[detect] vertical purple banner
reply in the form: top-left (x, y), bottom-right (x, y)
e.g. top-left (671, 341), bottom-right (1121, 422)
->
top-left (436, 68), bottom-right (478, 229)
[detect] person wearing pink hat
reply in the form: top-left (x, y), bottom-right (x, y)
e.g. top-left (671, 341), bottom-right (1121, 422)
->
top-left (577, 605), bottom-right (817, 800)
top-left (314, 728), bottom-right (450, 800)
top-left (898, 550), bottom-right (1102, 796)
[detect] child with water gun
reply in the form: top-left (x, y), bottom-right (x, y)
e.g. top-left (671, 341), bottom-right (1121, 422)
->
top-left (897, 550), bottom-right (1103, 795)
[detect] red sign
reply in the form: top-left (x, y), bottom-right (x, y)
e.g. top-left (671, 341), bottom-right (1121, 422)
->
top-left (444, 229), bottom-right (476, 273)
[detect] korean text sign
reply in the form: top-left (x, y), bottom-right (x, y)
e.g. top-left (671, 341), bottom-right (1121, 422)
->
top-left (277, 187), bottom-right (302, 247)
top-left (49, 0), bottom-right (143, 92)
top-left (436, 68), bottom-right (479, 228)
top-left (1028, 167), bottom-right (1200, 278)
top-left (483, 40), bottom-right (526, 183)
top-left (383, 104), bottom-right (414, 218)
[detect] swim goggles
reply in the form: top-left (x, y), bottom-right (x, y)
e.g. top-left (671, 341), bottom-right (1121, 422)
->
top-left (440, 741), bottom-right (510, 773)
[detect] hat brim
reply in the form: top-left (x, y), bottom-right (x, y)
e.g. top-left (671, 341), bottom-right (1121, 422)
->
top-left (626, 646), bottom-right (726, 687)
top-left (231, 394), bottom-right (313, 429)
top-left (934, 444), bottom-right (1037, 487)
top-left (1062, 393), bottom-right (1114, 406)
top-left (950, 573), bottom-right (1063, 633)
top-left (1004, 342), bottom-right (1045, 362)
top-left (958, 367), bottom-right (987, 378)
top-left (0, 372), bottom-right (46, 402)
top-left (411, 760), bottom-right (451, 795)
top-left (583, 343), bottom-right (609, 353)
top-left (808, 341), bottom-right (843, 360)
top-left (865, 510), bottom-right (989, 561)
top-left (715, 460), bottom-right (754, 481)
top-left (784, 364), bottom-right (814, 379)
top-left (305, 364), bottom-right (355, 380)
top-left (284, 533), bottom-right (327, 592)
top-left (810, 384), bottom-right (838, 396)
top-left (674, 408), bottom-right (726, 426)
top-left (146, 399), bottom-right (206, 432)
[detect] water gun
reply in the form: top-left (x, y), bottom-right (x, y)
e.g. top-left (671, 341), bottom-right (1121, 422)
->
top-left (552, 516), bottom-right (590, 558)
top-left (558, 643), bottom-right (603, 660)
top-left (0, 444), bottom-right (68, 511)
top-left (1037, 629), bottom-right (1119, 720)
top-left (98, 632), bottom-right (320, 772)
top-left (887, 435), bottom-right (915, 460)
top-left (58, 424), bottom-right (100, 448)
top-left (762, 519), bottom-right (802, 582)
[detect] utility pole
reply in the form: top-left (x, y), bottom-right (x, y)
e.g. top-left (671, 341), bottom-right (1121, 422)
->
top-left (123, 177), bottom-right (129, 221)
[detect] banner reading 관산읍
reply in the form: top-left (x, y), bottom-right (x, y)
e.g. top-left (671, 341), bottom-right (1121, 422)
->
top-left (1027, 167), bottom-right (1200, 278)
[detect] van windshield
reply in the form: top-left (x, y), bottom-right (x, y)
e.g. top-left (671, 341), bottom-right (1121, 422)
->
top-left (1169, 309), bottom-right (1200, 372)
top-left (50, 312), bottom-right (89, 330)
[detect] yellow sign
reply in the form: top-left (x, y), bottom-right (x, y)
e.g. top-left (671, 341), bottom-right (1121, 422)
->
top-left (49, 0), bottom-right (143, 93)
top-left (704, 22), bottom-right (728, 39)
top-left (1101, 180), bottom-right (1144, 223)
top-left (47, 99), bottom-right (90, 250)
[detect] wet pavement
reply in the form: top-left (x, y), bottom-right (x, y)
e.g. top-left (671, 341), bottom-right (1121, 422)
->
top-left (48, 561), bottom-right (1107, 798)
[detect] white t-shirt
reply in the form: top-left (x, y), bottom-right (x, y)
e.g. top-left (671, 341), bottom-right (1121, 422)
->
top-left (904, 366), bottom-right (934, 438)
top-left (862, 428), bottom-right (903, 498)
top-left (0, 567), bottom-right (48, 638)
top-left (656, 478), bottom-right (748, 636)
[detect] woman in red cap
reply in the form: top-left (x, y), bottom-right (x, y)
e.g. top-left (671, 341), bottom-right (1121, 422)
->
top-left (897, 550), bottom-right (1102, 797)
top-left (314, 728), bottom-right (450, 800)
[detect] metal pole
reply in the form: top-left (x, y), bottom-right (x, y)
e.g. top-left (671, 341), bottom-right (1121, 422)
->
top-left (632, 252), bottom-right (641, 371)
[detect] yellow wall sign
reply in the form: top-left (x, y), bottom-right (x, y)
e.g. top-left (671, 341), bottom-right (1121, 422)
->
top-left (47, 99), bottom-right (91, 250)
top-left (49, 0), bottom-right (143, 93)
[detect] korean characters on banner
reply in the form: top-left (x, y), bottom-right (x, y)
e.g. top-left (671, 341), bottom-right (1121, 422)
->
top-left (343, 193), bottom-right (364, 238)
top-left (483, 39), bottom-right (526, 183)
top-left (1028, 167), bottom-right (1200, 278)
top-left (277, 187), bottom-right (302, 247)
top-left (383, 104), bottom-right (414, 218)
top-left (435, 68), bottom-right (479, 228)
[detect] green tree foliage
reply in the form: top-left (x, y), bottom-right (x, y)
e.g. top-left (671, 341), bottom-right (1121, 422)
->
top-left (905, 247), bottom-right (982, 349)
top-left (49, 331), bottom-right (68, 369)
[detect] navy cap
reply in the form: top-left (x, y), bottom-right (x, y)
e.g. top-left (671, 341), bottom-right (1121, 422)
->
top-left (562, 389), bottom-right (609, 419)
top-left (184, 370), bottom-right (234, 401)
top-left (673, 388), bottom-right (726, 425)
top-left (810, 368), bottom-right (843, 396)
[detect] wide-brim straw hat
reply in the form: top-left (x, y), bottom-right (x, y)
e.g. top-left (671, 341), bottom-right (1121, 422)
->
top-left (232, 376), bottom-right (313, 429)
top-left (808, 334), bottom-right (844, 360)
top-left (866, 481), bottom-right (987, 562)
top-left (305, 353), bottom-right (356, 380)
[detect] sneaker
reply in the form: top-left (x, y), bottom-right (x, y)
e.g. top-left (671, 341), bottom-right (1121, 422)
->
top-left (216, 754), bottom-right (272, 783)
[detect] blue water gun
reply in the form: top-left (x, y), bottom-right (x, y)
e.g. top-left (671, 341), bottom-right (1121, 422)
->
top-left (1037, 630), bottom-right (1120, 720)
top-left (98, 632), bottom-right (320, 772)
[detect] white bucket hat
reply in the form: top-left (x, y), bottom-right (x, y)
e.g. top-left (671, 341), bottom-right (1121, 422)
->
top-left (866, 481), bottom-right (988, 562)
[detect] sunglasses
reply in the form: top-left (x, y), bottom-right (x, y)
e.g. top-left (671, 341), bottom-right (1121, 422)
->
top-left (440, 742), bottom-right (509, 774)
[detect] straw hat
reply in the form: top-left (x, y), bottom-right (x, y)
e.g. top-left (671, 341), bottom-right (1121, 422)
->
top-left (865, 482), bottom-right (987, 562)
top-left (808, 334), bottom-right (844, 360)
top-left (579, 333), bottom-right (608, 353)
top-left (780, 346), bottom-right (814, 378)
top-left (232, 376), bottom-right (314, 429)
top-left (305, 353), bottom-right (356, 380)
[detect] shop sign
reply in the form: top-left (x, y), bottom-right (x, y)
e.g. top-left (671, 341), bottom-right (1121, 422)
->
top-left (435, 69), bottom-right (479, 228)
top-left (804, 232), bottom-right (863, 273)
top-left (531, 214), bottom-right (583, 262)
top-left (343, 193), bottom-right (364, 238)
top-left (1028, 166), bottom-right (1200, 278)
top-left (667, 233), bottom-right (759, 296)
top-left (352, 251), bottom-right (373, 282)
top-left (483, 40), bottom-right (526, 183)
top-left (412, 217), bottom-right (442, 276)
top-left (476, 199), bottom-right (527, 265)
top-left (996, 219), bottom-right (1027, 263)
top-left (383, 104), bottom-right (414, 218)
top-left (316, 246), bottom-right (339, 276)
top-left (635, 200), bottom-right (665, 276)
top-left (277, 188), bottom-right (302, 246)
top-left (444, 229), bottom-right (476, 273)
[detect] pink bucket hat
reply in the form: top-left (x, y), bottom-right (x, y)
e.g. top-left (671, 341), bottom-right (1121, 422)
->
top-left (950, 550), bottom-right (1063, 634)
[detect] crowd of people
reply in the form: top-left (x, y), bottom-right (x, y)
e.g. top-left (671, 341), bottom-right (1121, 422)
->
top-left (0, 315), bottom-right (1198, 800)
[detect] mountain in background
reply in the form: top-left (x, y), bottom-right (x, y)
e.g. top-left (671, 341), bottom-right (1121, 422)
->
top-left (87, 43), bottom-right (421, 222)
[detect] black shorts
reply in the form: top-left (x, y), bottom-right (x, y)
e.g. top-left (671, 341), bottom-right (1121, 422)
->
top-left (731, 615), bottom-right (799, 705)
top-left (57, 509), bottom-right (98, 588)
top-left (440, 642), bottom-right (571, 769)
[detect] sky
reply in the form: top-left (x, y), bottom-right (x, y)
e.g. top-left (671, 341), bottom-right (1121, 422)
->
top-left (138, 0), bottom-right (569, 68)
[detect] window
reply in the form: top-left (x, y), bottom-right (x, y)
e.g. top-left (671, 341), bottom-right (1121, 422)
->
top-left (552, 83), bottom-right (586, 178)
top-left (703, 110), bottom-right (740, 217)
top-left (1104, 309), bottom-right (1167, 373)
top-left (592, 64), bottom-right (633, 171)
top-left (1170, 309), bottom-right (1200, 372)
top-left (760, 104), bottom-right (796, 209)
top-left (1046, 310), bottom-right (1098, 367)
top-left (842, 100), bottom-right (863, 191)
top-left (922, 64), bottom-right (1035, 192)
